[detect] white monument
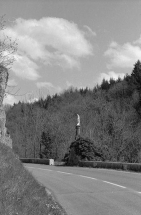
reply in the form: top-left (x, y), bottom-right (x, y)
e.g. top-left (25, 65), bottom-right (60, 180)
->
top-left (77, 114), bottom-right (80, 126)
top-left (75, 114), bottom-right (80, 139)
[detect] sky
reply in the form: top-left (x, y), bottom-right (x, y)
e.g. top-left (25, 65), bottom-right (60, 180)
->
top-left (0, 0), bottom-right (141, 105)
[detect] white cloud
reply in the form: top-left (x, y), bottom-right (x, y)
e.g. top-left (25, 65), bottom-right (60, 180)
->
top-left (84, 25), bottom-right (96, 37)
top-left (12, 54), bottom-right (40, 80)
top-left (54, 53), bottom-right (80, 69)
top-left (3, 94), bottom-right (18, 105)
top-left (7, 79), bottom-right (17, 86)
top-left (134, 36), bottom-right (141, 45)
top-left (36, 82), bottom-right (54, 88)
top-left (98, 71), bottom-right (125, 84)
top-left (105, 41), bottom-right (141, 69)
top-left (27, 97), bottom-right (39, 104)
top-left (65, 81), bottom-right (89, 90)
top-left (36, 81), bottom-right (62, 95)
top-left (66, 81), bottom-right (73, 88)
top-left (3, 17), bottom-right (93, 80)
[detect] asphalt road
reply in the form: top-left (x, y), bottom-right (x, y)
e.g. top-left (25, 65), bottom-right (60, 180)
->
top-left (25, 164), bottom-right (141, 215)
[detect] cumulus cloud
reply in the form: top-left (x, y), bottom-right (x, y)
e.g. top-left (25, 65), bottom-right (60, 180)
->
top-left (3, 94), bottom-right (18, 105)
top-left (27, 97), bottom-right (39, 104)
top-left (36, 81), bottom-right (62, 94)
top-left (7, 79), bottom-right (17, 86)
top-left (3, 17), bottom-right (93, 80)
top-left (53, 53), bottom-right (80, 69)
top-left (105, 41), bottom-right (141, 69)
top-left (98, 71), bottom-right (125, 84)
top-left (36, 82), bottom-right (54, 88)
top-left (134, 35), bottom-right (141, 45)
top-left (66, 80), bottom-right (73, 88)
top-left (12, 54), bottom-right (40, 80)
top-left (84, 25), bottom-right (96, 37)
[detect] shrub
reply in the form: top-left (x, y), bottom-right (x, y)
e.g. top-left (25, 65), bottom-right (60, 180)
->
top-left (65, 137), bottom-right (103, 166)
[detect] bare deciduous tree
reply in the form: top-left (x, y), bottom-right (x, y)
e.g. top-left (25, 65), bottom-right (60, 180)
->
top-left (0, 16), bottom-right (17, 146)
top-left (0, 15), bottom-right (18, 69)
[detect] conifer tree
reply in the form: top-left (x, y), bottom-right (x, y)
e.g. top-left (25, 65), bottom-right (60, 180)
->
top-left (40, 132), bottom-right (53, 159)
top-left (129, 60), bottom-right (141, 116)
top-left (131, 60), bottom-right (141, 90)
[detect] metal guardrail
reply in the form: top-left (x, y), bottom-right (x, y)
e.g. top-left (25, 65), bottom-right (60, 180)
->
top-left (79, 160), bottom-right (141, 172)
top-left (20, 158), bottom-right (141, 172)
top-left (20, 158), bottom-right (54, 165)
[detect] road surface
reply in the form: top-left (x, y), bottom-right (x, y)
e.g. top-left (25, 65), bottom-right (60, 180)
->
top-left (25, 164), bottom-right (141, 215)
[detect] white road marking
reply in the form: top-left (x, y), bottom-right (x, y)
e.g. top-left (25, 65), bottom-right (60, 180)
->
top-left (79, 175), bottom-right (97, 180)
top-left (103, 180), bottom-right (126, 189)
top-left (57, 171), bottom-right (72, 175)
top-left (26, 166), bottom-right (128, 190)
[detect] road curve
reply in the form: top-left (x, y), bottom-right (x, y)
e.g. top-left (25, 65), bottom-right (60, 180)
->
top-left (25, 164), bottom-right (141, 215)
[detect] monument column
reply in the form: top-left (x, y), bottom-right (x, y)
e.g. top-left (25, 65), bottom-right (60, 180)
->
top-left (75, 114), bottom-right (80, 140)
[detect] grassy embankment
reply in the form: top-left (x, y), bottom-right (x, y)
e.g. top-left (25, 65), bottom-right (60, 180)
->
top-left (0, 143), bottom-right (67, 215)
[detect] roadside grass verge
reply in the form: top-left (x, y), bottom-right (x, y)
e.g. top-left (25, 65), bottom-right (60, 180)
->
top-left (0, 143), bottom-right (67, 215)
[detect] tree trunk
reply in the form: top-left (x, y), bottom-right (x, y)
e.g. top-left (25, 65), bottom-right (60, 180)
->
top-left (0, 65), bottom-right (12, 148)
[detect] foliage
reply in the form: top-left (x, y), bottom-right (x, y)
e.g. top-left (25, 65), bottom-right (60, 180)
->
top-left (131, 60), bottom-right (141, 90)
top-left (5, 60), bottom-right (141, 163)
top-left (0, 15), bottom-right (18, 69)
top-left (65, 137), bottom-right (104, 166)
top-left (40, 131), bottom-right (53, 159)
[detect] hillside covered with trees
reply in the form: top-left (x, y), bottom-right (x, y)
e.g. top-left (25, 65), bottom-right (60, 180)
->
top-left (6, 61), bottom-right (141, 163)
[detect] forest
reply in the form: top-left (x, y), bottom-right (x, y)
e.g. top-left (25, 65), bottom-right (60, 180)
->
top-left (5, 60), bottom-right (141, 163)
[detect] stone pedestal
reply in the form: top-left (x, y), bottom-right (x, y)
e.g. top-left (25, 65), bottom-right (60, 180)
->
top-left (75, 125), bottom-right (80, 140)
top-left (49, 159), bottom-right (54, 165)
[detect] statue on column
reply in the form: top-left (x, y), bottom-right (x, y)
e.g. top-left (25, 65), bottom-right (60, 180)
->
top-left (77, 114), bottom-right (80, 126)
top-left (75, 114), bottom-right (80, 140)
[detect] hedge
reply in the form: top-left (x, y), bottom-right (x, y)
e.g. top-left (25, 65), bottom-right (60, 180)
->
top-left (20, 158), bottom-right (50, 165)
top-left (79, 161), bottom-right (141, 172)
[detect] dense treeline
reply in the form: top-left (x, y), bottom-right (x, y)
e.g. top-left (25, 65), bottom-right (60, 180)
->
top-left (6, 61), bottom-right (141, 163)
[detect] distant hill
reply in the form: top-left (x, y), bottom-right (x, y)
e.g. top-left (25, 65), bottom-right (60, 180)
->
top-left (6, 61), bottom-right (141, 163)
